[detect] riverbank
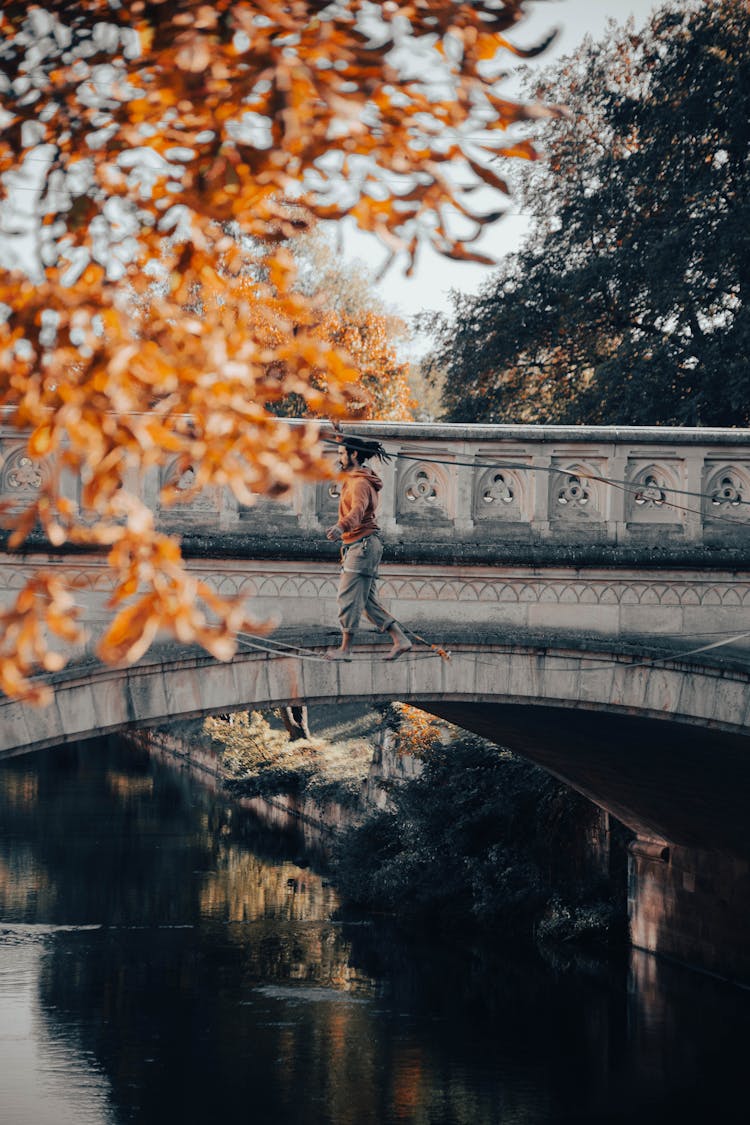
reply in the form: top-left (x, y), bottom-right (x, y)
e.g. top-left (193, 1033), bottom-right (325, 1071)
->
top-left (128, 703), bottom-right (629, 951)
top-left (127, 703), bottom-right (382, 845)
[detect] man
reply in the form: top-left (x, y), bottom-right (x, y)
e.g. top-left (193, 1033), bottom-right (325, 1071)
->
top-left (325, 436), bottom-right (412, 662)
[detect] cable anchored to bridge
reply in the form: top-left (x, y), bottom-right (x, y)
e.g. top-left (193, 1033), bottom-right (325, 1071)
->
top-left (322, 431), bottom-right (750, 528)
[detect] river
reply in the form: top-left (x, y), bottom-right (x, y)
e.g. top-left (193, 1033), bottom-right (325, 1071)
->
top-left (1, 737), bottom-right (749, 1124)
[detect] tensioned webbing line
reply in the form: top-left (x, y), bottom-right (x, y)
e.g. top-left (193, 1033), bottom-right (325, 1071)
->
top-left (235, 633), bottom-right (437, 664)
top-left (209, 624), bottom-right (750, 673)
top-left (22, 590), bottom-right (445, 669)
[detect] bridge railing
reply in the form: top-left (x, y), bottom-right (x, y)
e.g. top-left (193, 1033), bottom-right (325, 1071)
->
top-left (2, 421), bottom-right (750, 557)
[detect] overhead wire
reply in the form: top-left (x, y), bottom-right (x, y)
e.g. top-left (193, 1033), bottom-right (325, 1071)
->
top-left (322, 431), bottom-right (750, 504)
top-left (21, 420), bottom-right (750, 677)
top-left (322, 433), bottom-right (750, 527)
top-left (1, 408), bottom-right (746, 525)
top-left (391, 450), bottom-right (750, 508)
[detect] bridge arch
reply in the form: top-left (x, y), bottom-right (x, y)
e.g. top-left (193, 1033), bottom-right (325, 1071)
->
top-left (3, 639), bottom-right (750, 857)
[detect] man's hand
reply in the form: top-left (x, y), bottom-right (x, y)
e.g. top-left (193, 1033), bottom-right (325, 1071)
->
top-left (326, 524), bottom-right (342, 541)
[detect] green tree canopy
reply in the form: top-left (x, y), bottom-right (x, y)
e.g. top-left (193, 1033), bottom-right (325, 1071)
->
top-left (428, 0), bottom-right (750, 427)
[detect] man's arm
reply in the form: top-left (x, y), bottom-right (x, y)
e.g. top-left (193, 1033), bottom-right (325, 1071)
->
top-left (326, 477), bottom-right (370, 540)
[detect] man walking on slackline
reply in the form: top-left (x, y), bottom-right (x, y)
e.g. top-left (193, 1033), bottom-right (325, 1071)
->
top-left (325, 435), bottom-right (412, 662)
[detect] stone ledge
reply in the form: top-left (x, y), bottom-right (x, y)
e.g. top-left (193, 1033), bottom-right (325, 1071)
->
top-left (325, 421), bottom-right (750, 446)
top-left (3, 529), bottom-right (749, 568)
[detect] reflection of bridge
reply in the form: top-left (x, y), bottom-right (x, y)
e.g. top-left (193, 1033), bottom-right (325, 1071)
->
top-left (2, 423), bottom-right (750, 980)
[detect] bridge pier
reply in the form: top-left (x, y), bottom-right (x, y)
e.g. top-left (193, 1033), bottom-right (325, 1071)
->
top-left (629, 838), bottom-right (750, 985)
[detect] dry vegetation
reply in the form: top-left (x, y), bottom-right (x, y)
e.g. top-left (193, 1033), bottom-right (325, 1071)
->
top-left (167, 706), bottom-right (380, 808)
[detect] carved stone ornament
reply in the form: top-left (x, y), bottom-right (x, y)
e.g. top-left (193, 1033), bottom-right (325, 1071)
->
top-left (397, 461), bottom-right (450, 520)
top-left (704, 465), bottom-right (750, 521)
top-left (482, 470), bottom-right (514, 504)
top-left (2, 452), bottom-right (43, 492)
top-left (475, 466), bottom-right (522, 520)
top-left (634, 473), bottom-right (667, 508)
top-left (7, 455), bottom-right (43, 491)
top-left (314, 476), bottom-right (341, 522)
top-left (556, 474), bottom-right (591, 507)
top-left (175, 466), bottom-right (197, 492)
top-left (711, 472), bottom-right (744, 507)
top-left (405, 468), bottom-right (439, 504)
top-left (161, 461), bottom-right (216, 511)
top-left (550, 463), bottom-right (604, 522)
top-left (625, 462), bottom-right (683, 524)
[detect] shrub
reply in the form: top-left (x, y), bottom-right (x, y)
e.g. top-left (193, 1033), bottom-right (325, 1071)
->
top-left (333, 735), bottom-right (627, 946)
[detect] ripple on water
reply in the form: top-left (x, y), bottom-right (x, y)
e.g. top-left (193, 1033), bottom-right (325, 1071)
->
top-left (251, 984), bottom-right (372, 1005)
top-left (0, 924), bottom-right (103, 946)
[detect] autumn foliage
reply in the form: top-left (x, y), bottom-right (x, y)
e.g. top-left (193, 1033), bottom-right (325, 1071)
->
top-left (0, 1), bottom-right (562, 702)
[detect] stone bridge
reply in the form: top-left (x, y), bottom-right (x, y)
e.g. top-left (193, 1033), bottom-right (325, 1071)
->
top-left (2, 422), bottom-right (750, 979)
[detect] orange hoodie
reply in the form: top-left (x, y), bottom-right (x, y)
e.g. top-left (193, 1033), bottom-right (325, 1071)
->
top-left (337, 468), bottom-right (383, 545)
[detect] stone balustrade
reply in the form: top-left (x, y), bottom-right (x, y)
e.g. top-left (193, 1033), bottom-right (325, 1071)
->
top-left (2, 420), bottom-right (749, 561)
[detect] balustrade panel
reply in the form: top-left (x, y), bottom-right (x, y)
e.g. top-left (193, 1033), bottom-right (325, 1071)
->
top-left (2, 421), bottom-right (750, 551)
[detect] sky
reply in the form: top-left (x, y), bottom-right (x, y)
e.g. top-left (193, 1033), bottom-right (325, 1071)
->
top-left (339, 0), bottom-right (664, 340)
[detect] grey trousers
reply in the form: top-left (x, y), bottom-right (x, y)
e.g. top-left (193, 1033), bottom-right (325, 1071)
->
top-left (337, 534), bottom-right (394, 634)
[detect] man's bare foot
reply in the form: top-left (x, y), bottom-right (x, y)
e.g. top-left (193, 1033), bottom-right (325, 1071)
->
top-left (383, 643), bottom-right (413, 662)
top-left (325, 650), bottom-right (353, 662)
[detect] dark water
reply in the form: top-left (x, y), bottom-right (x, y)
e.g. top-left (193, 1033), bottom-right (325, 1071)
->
top-left (1, 740), bottom-right (749, 1125)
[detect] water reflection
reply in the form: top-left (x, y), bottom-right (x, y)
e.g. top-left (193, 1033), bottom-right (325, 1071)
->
top-left (1, 739), bottom-right (750, 1124)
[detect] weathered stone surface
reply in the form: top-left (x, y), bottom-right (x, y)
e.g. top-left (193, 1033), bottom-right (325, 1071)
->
top-left (629, 838), bottom-right (750, 984)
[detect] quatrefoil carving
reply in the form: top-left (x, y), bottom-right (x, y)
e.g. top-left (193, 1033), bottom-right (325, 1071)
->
top-left (704, 465), bottom-right (750, 521)
top-left (475, 466), bottom-right (523, 520)
top-left (0, 447), bottom-right (46, 495)
top-left (399, 462), bottom-right (449, 518)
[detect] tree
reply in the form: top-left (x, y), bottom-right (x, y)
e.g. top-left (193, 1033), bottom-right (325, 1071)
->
top-left (429, 0), bottom-right (750, 427)
top-left (283, 230), bottom-right (415, 422)
top-left (181, 227), bottom-right (414, 421)
top-left (0, 1), bottom-right (564, 701)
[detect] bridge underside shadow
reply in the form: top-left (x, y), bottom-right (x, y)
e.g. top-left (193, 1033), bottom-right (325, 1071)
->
top-left (422, 702), bottom-right (750, 858)
top-left (3, 639), bottom-right (749, 859)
